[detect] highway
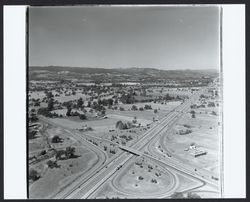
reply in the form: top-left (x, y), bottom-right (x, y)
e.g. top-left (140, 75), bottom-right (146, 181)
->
top-left (62, 90), bottom-right (206, 199)
top-left (64, 110), bottom-right (181, 199)
top-left (38, 88), bottom-right (220, 199)
top-left (87, 90), bottom-right (213, 198)
top-left (38, 117), bottom-right (110, 199)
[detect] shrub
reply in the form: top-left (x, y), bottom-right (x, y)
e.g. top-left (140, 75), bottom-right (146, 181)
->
top-left (144, 105), bottom-right (152, 110)
top-left (65, 146), bottom-right (76, 159)
top-left (39, 150), bottom-right (46, 155)
top-left (47, 160), bottom-right (59, 169)
top-left (138, 176), bottom-right (144, 180)
top-left (29, 169), bottom-right (40, 181)
top-left (79, 114), bottom-right (87, 120)
top-left (37, 107), bottom-right (53, 118)
top-left (51, 135), bottom-right (62, 143)
top-left (187, 192), bottom-right (201, 198)
top-left (211, 111), bottom-right (217, 115)
top-left (66, 106), bottom-right (72, 116)
top-left (131, 105), bottom-right (138, 111)
top-left (28, 130), bottom-right (37, 139)
top-left (151, 179), bottom-right (157, 183)
top-left (47, 99), bottom-right (54, 111)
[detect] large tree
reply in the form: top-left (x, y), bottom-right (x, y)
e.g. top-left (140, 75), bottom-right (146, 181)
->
top-left (65, 146), bottom-right (76, 159)
top-left (66, 106), bottom-right (72, 116)
top-left (47, 99), bottom-right (54, 111)
top-left (29, 169), bottom-right (40, 181)
top-left (77, 97), bottom-right (84, 109)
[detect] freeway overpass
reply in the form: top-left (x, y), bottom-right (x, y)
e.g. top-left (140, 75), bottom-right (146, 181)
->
top-left (118, 145), bottom-right (143, 156)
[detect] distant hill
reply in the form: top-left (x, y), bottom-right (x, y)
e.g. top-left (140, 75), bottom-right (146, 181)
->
top-left (29, 66), bottom-right (219, 82)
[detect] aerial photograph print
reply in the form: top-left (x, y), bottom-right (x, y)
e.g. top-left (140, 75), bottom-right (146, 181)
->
top-left (28, 5), bottom-right (223, 199)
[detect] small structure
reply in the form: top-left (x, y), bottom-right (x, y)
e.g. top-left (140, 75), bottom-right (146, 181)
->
top-left (188, 143), bottom-right (207, 157)
top-left (189, 143), bottom-right (196, 150)
top-left (189, 148), bottom-right (207, 157)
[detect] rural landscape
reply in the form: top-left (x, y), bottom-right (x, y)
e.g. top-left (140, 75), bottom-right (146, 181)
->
top-left (28, 66), bottom-right (222, 199)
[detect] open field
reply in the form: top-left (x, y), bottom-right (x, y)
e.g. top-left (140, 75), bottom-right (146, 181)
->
top-left (29, 146), bottom-right (98, 199)
top-left (159, 98), bottom-right (221, 178)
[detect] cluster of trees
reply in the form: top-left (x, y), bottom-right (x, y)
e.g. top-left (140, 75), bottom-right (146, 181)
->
top-left (144, 104), bottom-right (152, 110)
top-left (65, 105), bottom-right (87, 120)
top-left (77, 97), bottom-right (84, 109)
top-left (165, 93), bottom-right (175, 100)
top-left (29, 113), bottom-right (38, 122)
top-left (45, 91), bottom-right (54, 99)
top-left (190, 110), bottom-right (196, 118)
top-left (29, 169), bottom-right (40, 181)
top-left (178, 129), bottom-right (192, 135)
top-left (211, 111), bottom-right (217, 115)
top-left (111, 135), bottom-right (117, 141)
top-left (55, 146), bottom-right (76, 160)
top-left (109, 149), bottom-right (116, 154)
top-left (97, 98), bottom-right (114, 106)
top-left (119, 107), bottom-right (125, 111)
top-left (138, 176), bottom-right (144, 180)
top-left (208, 102), bottom-right (215, 107)
top-left (151, 178), bottom-right (157, 183)
top-left (37, 107), bottom-right (60, 118)
top-left (91, 101), bottom-right (106, 114)
top-left (31, 98), bottom-right (41, 107)
top-left (139, 107), bottom-right (144, 111)
top-left (155, 172), bottom-right (161, 177)
top-left (115, 120), bottom-right (133, 130)
top-left (37, 96), bottom-right (60, 118)
top-left (130, 104), bottom-right (154, 112)
top-left (47, 160), bottom-right (60, 169)
top-left (29, 130), bottom-right (37, 139)
top-left (119, 134), bottom-right (133, 141)
top-left (191, 104), bottom-right (206, 109)
top-left (118, 104), bottom-right (152, 112)
top-left (51, 135), bottom-right (63, 143)
top-left (120, 93), bottom-right (136, 104)
top-left (183, 124), bottom-right (192, 128)
top-left (131, 105), bottom-right (138, 111)
top-left (47, 98), bottom-right (54, 111)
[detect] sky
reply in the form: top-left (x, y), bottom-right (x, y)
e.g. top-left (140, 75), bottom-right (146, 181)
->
top-left (29, 6), bottom-right (220, 70)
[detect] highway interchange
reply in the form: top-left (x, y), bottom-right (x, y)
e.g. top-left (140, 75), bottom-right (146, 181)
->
top-left (39, 89), bottom-right (221, 199)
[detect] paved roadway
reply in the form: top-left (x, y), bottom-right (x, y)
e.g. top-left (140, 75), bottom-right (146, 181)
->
top-left (62, 90), bottom-right (206, 199)
top-left (86, 90), bottom-right (214, 198)
top-left (37, 88), bottom-right (220, 199)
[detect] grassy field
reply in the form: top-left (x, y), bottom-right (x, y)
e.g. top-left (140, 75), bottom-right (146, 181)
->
top-left (113, 158), bottom-right (173, 195)
top-left (162, 105), bottom-right (221, 176)
top-left (29, 146), bottom-right (98, 199)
